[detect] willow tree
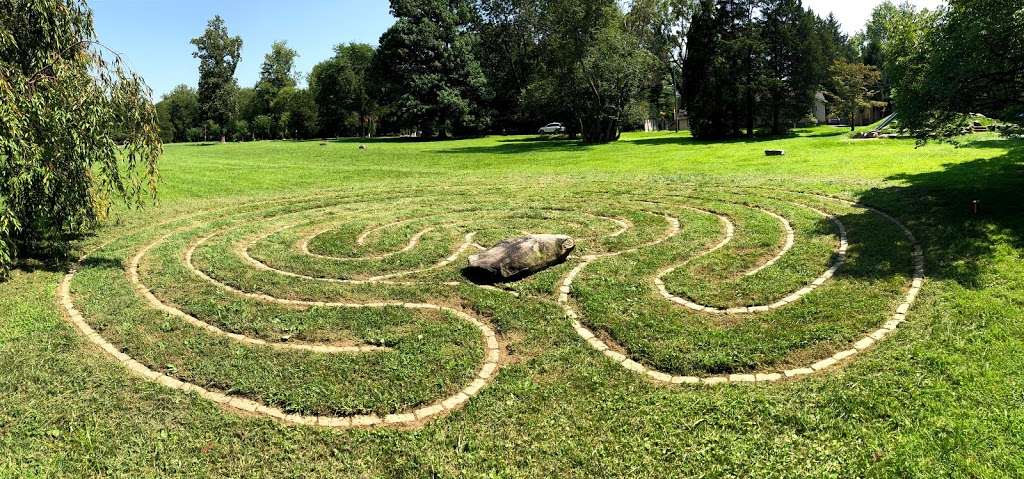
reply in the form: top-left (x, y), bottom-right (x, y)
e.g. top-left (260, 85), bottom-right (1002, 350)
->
top-left (0, 0), bottom-right (161, 277)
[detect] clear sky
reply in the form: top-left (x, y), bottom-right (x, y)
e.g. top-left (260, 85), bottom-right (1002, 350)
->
top-left (803, 0), bottom-right (945, 34)
top-left (90, 0), bottom-right (395, 99)
top-left (90, 0), bottom-right (945, 100)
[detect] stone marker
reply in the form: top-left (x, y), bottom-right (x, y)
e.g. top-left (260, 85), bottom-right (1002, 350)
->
top-left (468, 234), bottom-right (575, 280)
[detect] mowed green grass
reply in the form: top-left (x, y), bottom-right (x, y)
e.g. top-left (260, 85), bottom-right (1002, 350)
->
top-left (1, 127), bottom-right (1023, 477)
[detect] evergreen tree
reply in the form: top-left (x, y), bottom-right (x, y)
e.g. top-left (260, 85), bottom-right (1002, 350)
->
top-left (683, 0), bottom-right (761, 138)
top-left (758, 0), bottom-right (823, 134)
top-left (373, 0), bottom-right (491, 138)
top-left (684, 0), bottom-right (828, 138)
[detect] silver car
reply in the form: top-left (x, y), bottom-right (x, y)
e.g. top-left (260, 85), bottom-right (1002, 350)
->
top-left (538, 122), bottom-right (566, 134)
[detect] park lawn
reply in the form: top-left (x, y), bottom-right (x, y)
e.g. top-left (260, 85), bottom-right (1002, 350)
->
top-left (1, 126), bottom-right (1022, 477)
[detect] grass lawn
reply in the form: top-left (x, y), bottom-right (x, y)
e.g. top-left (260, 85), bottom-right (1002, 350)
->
top-left (2, 127), bottom-right (1022, 477)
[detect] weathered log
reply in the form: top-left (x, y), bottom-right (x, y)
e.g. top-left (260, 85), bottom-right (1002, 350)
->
top-left (467, 234), bottom-right (575, 280)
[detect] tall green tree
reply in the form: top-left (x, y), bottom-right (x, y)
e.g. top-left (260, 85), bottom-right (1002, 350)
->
top-left (191, 15), bottom-right (242, 143)
top-left (758, 0), bottom-right (824, 134)
top-left (309, 43), bottom-right (378, 137)
top-left (894, 0), bottom-right (1024, 137)
top-left (373, 0), bottom-right (491, 138)
top-left (628, 0), bottom-right (698, 107)
top-left (683, 0), bottom-right (827, 138)
top-left (255, 41), bottom-right (298, 115)
top-left (0, 0), bottom-right (161, 277)
top-left (862, 1), bottom-right (937, 102)
top-left (525, 0), bottom-right (656, 143)
top-left (473, 0), bottom-right (544, 133)
top-left (682, 0), bottom-right (763, 138)
top-left (272, 87), bottom-right (319, 139)
top-left (155, 84), bottom-right (200, 143)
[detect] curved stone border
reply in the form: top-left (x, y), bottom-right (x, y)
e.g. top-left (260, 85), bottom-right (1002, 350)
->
top-left (655, 203), bottom-right (848, 315)
top-left (131, 229), bottom-right (387, 354)
top-left (301, 225), bottom-right (434, 261)
top-left (744, 207), bottom-right (796, 276)
top-left (562, 195), bottom-right (925, 385)
top-left (60, 202), bottom-right (503, 429)
top-left (235, 224), bottom-right (477, 284)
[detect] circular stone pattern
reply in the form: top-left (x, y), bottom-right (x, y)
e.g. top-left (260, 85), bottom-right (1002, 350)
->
top-left (58, 183), bottom-right (925, 429)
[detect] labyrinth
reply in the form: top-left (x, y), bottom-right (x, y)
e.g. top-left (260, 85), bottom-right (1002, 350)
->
top-left (58, 182), bottom-right (925, 429)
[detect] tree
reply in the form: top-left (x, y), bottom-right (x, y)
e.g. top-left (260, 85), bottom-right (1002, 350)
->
top-left (525, 0), bottom-right (657, 143)
top-left (826, 60), bottom-right (882, 131)
top-left (373, 0), bottom-right (491, 138)
top-left (683, 0), bottom-right (828, 139)
top-left (473, 0), bottom-right (545, 133)
top-left (758, 0), bottom-right (825, 135)
top-left (154, 84), bottom-right (200, 142)
top-left (252, 115), bottom-right (274, 140)
top-left (254, 41), bottom-right (298, 115)
top-left (235, 87), bottom-right (260, 125)
top-left (0, 0), bottom-right (161, 277)
top-left (682, 0), bottom-right (763, 139)
top-left (309, 43), bottom-right (378, 137)
top-left (272, 87), bottom-right (319, 139)
top-left (861, 1), bottom-right (937, 102)
top-left (628, 0), bottom-right (698, 111)
top-left (894, 0), bottom-right (1024, 138)
top-left (191, 15), bottom-right (242, 143)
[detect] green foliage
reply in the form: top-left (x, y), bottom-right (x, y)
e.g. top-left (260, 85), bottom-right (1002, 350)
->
top-left (473, 0), bottom-right (545, 133)
top-left (526, 0), bottom-right (656, 143)
top-left (154, 84), bottom-right (200, 143)
top-left (893, 0), bottom-right (1024, 138)
top-left (682, 0), bottom-right (827, 139)
top-left (627, 0), bottom-right (697, 104)
top-left (861, 1), bottom-right (938, 100)
top-left (309, 43), bottom-right (378, 137)
top-left (254, 41), bottom-right (298, 115)
top-left (759, 0), bottom-right (826, 135)
top-left (0, 0), bottom-right (161, 277)
top-left (251, 115), bottom-right (273, 140)
top-left (191, 15), bottom-right (242, 142)
top-left (373, 0), bottom-right (491, 138)
top-left (826, 60), bottom-right (883, 131)
top-left (272, 87), bottom-right (318, 139)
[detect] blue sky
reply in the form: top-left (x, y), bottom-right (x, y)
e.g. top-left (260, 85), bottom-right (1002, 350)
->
top-left (90, 0), bottom-right (395, 99)
top-left (90, 0), bottom-right (944, 100)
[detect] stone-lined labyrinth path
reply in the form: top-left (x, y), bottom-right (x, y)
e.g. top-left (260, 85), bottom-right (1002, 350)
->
top-left (59, 184), bottom-right (925, 429)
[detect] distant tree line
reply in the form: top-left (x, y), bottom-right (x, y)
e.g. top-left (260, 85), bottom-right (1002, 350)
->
top-left (157, 0), bottom-right (1023, 144)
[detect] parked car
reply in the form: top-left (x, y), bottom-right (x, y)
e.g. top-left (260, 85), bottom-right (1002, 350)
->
top-left (538, 122), bottom-right (566, 134)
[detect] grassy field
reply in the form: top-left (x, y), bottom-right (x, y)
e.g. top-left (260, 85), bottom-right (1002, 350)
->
top-left (2, 127), bottom-right (1022, 477)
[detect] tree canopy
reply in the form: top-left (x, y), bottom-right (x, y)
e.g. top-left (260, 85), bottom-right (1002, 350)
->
top-left (191, 15), bottom-right (242, 142)
top-left (893, 0), bottom-right (1024, 137)
top-left (309, 43), bottom-right (378, 137)
top-left (373, 0), bottom-right (491, 138)
top-left (0, 0), bottom-right (161, 276)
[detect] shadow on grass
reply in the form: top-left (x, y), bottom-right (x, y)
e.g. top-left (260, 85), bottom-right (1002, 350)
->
top-left (437, 137), bottom-right (589, 155)
top-left (330, 137), bottom-right (426, 145)
top-left (627, 131), bottom-right (799, 147)
top-left (856, 138), bottom-right (1024, 288)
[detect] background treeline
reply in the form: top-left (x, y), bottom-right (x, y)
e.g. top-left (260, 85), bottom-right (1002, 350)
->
top-left (156, 0), bottom-right (1023, 144)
